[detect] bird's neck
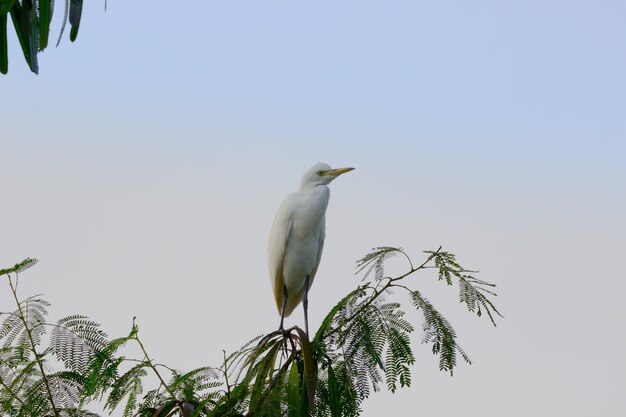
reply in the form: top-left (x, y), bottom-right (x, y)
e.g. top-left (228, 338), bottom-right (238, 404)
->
top-left (297, 185), bottom-right (330, 212)
top-left (299, 183), bottom-right (328, 194)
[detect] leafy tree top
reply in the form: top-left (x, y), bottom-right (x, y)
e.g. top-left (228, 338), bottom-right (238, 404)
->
top-left (1, 246), bottom-right (501, 416)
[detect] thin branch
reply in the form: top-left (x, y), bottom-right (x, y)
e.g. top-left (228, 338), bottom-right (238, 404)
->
top-left (399, 250), bottom-right (415, 271)
top-left (8, 273), bottom-right (61, 417)
top-left (132, 332), bottom-right (177, 400)
top-left (121, 358), bottom-right (178, 374)
top-left (155, 363), bottom-right (179, 374)
top-left (324, 248), bottom-right (442, 341)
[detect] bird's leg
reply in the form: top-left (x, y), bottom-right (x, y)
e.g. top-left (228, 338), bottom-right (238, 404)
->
top-left (279, 285), bottom-right (288, 333)
top-left (303, 275), bottom-right (310, 337)
top-left (279, 286), bottom-right (290, 354)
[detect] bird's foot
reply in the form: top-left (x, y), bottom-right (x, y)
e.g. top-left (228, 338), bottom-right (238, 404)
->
top-left (257, 325), bottom-right (296, 352)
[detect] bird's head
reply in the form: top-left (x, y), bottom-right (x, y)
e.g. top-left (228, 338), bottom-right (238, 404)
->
top-left (300, 162), bottom-right (355, 189)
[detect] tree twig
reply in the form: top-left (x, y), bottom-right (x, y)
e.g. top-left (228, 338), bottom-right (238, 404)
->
top-left (7, 273), bottom-right (61, 417)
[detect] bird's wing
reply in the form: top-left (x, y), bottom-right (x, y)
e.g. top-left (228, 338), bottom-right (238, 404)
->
top-left (308, 217), bottom-right (325, 288)
top-left (268, 195), bottom-right (296, 314)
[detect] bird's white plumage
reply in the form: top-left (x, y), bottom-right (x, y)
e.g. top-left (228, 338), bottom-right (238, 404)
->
top-left (268, 163), bottom-right (353, 320)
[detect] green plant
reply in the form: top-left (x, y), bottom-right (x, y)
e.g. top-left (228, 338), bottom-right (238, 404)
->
top-left (0, 246), bottom-right (501, 416)
top-left (0, 0), bottom-right (96, 74)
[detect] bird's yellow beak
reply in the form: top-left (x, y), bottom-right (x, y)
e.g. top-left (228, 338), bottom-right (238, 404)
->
top-left (325, 167), bottom-right (355, 176)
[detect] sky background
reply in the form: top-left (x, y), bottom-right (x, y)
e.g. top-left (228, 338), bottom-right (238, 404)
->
top-left (2, 1), bottom-right (626, 415)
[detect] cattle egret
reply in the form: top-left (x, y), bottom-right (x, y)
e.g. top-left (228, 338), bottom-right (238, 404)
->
top-left (268, 162), bottom-right (354, 336)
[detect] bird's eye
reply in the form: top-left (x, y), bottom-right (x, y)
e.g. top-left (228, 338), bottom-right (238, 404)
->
top-left (317, 170), bottom-right (324, 176)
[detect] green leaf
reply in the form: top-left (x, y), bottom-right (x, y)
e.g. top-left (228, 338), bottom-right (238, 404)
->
top-left (385, 327), bottom-right (414, 392)
top-left (328, 364), bottom-right (341, 417)
top-left (9, 0), bottom-right (38, 73)
top-left (313, 286), bottom-right (365, 346)
top-left (51, 315), bottom-right (109, 374)
top-left (0, 0), bottom-right (16, 15)
top-left (287, 362), bottom-right (301, 417)
top-left (69, 0), bottom-right (83, 42)
top-left (168, 366), bottom-right (220, 397)
top-left (458, 275), bottom-right (503, 326)
top-left (355, 246), bottom-right (403, 281)
top-left (38, 0), bottom-right (53, 49)
top-left (248, 341), bottom-right (280, 409)
top-left (104, 363), bottom-right (147, 412)
top-left (295, 327), bottom-right (315, 410)
top-left (0, 258), bottom-right (38, 276)
top-left (299, 374), bottom-right (310, 417)
top-left (412, 290), bottom-right (470, 375)
top-left (1, 13), bottom-right (9, 74)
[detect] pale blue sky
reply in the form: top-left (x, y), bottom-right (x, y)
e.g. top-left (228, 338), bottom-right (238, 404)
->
top-left (2, 1), bottom-right (626, 416)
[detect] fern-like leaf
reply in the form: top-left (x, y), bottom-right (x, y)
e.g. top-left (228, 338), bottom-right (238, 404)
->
top-left (425, 250), bottom-right (503, 326)
top-left (46, 371), bottom-right (84, 409)
top-left (104, 363), bottom-right (147, 413)
top-left (51, 315), bottom-right (109, 374)
top-left (355, 247), bottom-right (403, 281)
top-left (169, 366), bottom-right (221, 402)
top-left (458, 275), bottom-right (503, 326)
top-left (412, 290), bottom-right (470, 375)
top-left (0, 258), bottom-right (39, 276)
top-left (313, 286), bottom-right (367, 346)
top-left (1, 297), bottom-right (49, 349)
top-left (425, 250), bottom-right (466, 285)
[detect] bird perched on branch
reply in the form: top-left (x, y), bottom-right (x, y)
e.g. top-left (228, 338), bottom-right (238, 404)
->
top-left (268, 162), bottom-right (354, 336)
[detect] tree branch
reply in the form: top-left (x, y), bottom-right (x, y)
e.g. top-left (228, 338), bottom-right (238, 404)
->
top-left (7, 273), bottom-right (61, 417)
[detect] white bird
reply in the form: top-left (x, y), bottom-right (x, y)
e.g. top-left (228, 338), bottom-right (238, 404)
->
top-left (268, 162), bottom-right (354, 336)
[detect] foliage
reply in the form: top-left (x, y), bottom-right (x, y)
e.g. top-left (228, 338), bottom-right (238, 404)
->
top-left (0, 0), bottom-right (101, 74)
top-left (1, 246), bottom-right (501, 416)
